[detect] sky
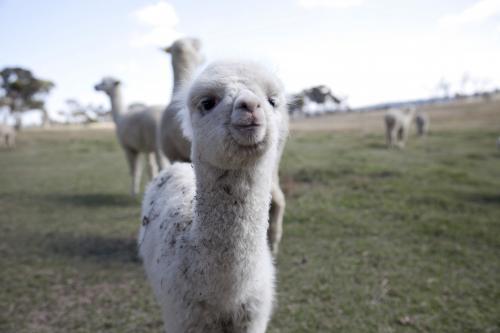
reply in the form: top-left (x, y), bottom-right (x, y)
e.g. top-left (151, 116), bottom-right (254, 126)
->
top-left (1, 0), bottom-right (500, 116)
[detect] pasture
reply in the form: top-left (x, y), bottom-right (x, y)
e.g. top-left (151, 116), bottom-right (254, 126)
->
top-left (1, 99), bottom-right (499, 332)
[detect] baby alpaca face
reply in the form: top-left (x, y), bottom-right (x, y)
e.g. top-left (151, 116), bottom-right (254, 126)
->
top-left (187, 61), bottom-right (287, 169)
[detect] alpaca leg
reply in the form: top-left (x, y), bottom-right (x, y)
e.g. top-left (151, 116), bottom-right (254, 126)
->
top-left (396, 128), bottom-right (404, 148)
top-left (389, 129), bottom-right (397, 148)
top-left (385, 127), bottom-right (392, 147)
top-left (402, 127), bottom-right (409, 146)
top-left (133, 154), bottom-right (144, 195)
top-left (155, 149), bottom-right (168, 171)
top-left (398, 127), bottom-right (407, 148)
top-left (268, 181), bottom-right (285, 256)
top-left (125, 148), bottom-right (141, 197)
top-left (146, 153), bottom-right (158, 180)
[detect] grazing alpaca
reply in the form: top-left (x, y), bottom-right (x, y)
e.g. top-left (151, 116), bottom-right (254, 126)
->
top-left (415, 112), bottom-right (429, 136)
top-left (139, 61), bottom-right (288, 332)
top-left (94, 78), bottom-right (164, 196)
top-left (384, 107), bottom-right (416, 148)
top-left (0, 124), bottom-right (16, 148)
top-left (159, 37), bottom-right (288, 256)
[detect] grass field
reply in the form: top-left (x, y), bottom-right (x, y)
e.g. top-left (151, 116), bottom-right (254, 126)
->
top-left (1, 99), bottom-right (500, 332)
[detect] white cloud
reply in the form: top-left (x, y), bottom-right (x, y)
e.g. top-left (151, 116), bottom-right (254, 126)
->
top-left (298, 0), bottom-right (364, 9)
top-left (439, 0), bottom-right (500, 29)
top-left (129, 1), bottom-right (182, 48)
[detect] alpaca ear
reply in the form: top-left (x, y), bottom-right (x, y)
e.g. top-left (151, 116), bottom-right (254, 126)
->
top-left (191, 38), bottom-right (201, 51)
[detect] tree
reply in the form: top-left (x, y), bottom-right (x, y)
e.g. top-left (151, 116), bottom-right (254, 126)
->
top-left (58, 99), bottom-right (109, 124)
top-left (0, 67), bottom-right (54, 128)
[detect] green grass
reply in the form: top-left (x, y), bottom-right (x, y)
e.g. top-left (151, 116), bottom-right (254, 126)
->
top-left (1, 126), bottom-right (500, 332)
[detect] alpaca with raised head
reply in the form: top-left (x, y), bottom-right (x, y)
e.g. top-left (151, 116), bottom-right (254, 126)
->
top-left (95, 78), bottom-right (164, 196)
top-left (139, 61), bottom-right (288, 332)
top-left (159, 37), bottom-right (204, 162)
top-left (384, 107), bottom-right (416, 148)
top-left (159, 37), bottom-right (288, 256)
top-left (415, 112), bottom-right (429, 136)
top-left (0, 124), bottom-right (16, 148)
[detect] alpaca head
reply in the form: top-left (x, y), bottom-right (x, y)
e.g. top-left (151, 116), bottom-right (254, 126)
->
top-left (182, 61), bottom-right (287, 169)
top-left (162, 37), bottom-right (204, 69)
top-left (405, 106), bottom-right (417, 117)
top-left (94, 77), bottom-right (121, 96)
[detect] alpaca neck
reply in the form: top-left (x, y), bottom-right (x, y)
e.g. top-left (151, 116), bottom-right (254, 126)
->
top-left (109, 89), bottom-right (124, 123)
top-left (406, 109), bottom-right (416, 119)
top-left (191, 153), bottom-right (276, 263)
top-left (172, 57), bottom-right (199, 95)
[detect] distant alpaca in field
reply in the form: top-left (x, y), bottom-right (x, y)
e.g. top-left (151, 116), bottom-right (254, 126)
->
top-left (95, 78), bottom-right (164, 196)
top-left (0, 124), bottom-right (16, 148)
top-left (415, 112), bottom-right (429, 136)
top-left (159, 37), bottom-right (288, 255)
top-left (384, 107), bottom-right (416, 148)
top-left (139, 61), bottom-right (288, 332)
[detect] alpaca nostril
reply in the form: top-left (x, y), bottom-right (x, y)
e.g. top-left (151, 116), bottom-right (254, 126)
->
top-left (236, 99), bottom-right (261, 114)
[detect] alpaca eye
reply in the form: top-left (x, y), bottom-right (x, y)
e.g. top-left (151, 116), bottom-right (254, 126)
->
top-left (199, 97), bottom-right (217, 113)
top-left (268, 97), bottom-right (278, 108)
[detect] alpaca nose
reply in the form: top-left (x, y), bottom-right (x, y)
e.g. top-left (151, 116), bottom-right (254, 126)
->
top-left (234, 91), bottom-right (261, 115)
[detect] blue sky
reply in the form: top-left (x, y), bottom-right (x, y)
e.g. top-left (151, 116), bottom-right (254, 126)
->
top-left (1, 0), bottom-right (499, 115)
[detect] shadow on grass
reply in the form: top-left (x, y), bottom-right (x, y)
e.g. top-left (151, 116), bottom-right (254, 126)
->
top-left (46, 193), bottom-right (136, 207)
top-left (49, 233), bottom-right (139, 263)
top-left (468, 193), bottom-right (500, 205)
top-left (366, 142), bottom-right (388, 149)
top-left (369, 170), bottom-right (401, 178)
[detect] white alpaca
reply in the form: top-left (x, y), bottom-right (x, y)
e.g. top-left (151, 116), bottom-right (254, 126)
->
top-left (415, 112), bottom-right (429, 136)
top-left (0, 124), bottom-right (16, 148)
top-left (159, 37), bottom-right (288, 256)
top-left (384, 107), bottom-right (416, 148)
top-left (139, 61), bottom-right (288, 332)
top-left (94, 77), bottom-right (164, 196)
top-left (159, 37), bottom-right (204, 162)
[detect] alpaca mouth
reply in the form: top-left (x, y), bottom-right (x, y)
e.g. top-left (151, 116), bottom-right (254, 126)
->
top-left (228, 124), bottom-right (268, 152)
top-left (234, 123), bottom-right (260, 128)
top-left (233, 123), bottom-right (262, 133)
top-left (230, 123), bottom-right (265, 145)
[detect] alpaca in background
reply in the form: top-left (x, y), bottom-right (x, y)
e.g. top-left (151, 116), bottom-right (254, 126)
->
top-left (384, 107), bottom-right (416, 148)
top-left (159, 37), bottom-right (204, 162)
top-left (95, 77), bottom-right (164, 196)
top-left (415, 112), bottom-right (430, 136)
top-left (0, 124), bottom-right (16, 148)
